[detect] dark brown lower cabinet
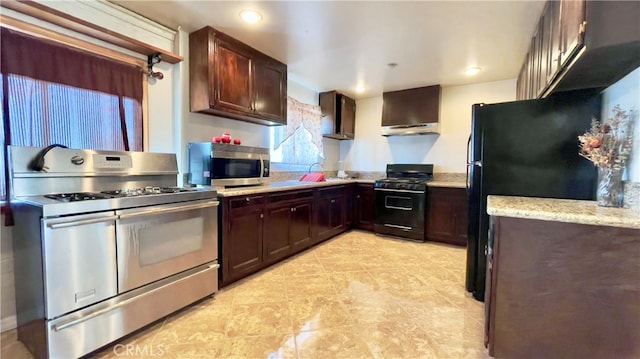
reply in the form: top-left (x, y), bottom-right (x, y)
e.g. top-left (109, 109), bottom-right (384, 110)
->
top-left (354, 183), bottom-right (375, 231)
top-left (486, 216), bottom-right (640, 358)
top-left (315, 186), bottom-right (346, 243)
top-left (264, 190), bottom-right (313, 263)
top-left (263, 204), bottom-right (292, 263)
top-left (290, 201), bottom-right (313, 253)
top-left (222, 195), bottom-right (265, 285)
top-left (426, 187), bottom-right (468, 246)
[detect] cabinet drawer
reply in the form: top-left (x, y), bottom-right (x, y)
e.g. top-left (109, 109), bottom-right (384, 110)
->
top-left (268, 190), bottom-right (313, 204)
top-left (317, 186), bottom-right (345, 199)
top-left (229, 195), bottom-right (265, 209)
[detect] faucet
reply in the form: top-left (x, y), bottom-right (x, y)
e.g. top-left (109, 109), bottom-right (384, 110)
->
top-left (308, 162), bottom-right (324, 173)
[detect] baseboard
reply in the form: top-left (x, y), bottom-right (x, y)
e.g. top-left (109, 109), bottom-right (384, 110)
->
top-left (1, 315), bottom-right (17, 332)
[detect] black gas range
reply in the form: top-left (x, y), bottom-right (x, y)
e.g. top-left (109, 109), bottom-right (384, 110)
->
top-left (374, 164), bottom-right (433, 241)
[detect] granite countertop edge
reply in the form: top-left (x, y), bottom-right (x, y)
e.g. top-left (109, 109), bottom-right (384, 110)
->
top-left (217, 179), bottom-right (371, 197)
top-left (487, 195), bottom-right (640, 229)
top-left (427, 181), bottom-right (466, 188)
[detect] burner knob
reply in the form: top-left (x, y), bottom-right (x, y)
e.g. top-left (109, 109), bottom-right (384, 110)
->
top-left (70, 155), bottom-right (84, 166)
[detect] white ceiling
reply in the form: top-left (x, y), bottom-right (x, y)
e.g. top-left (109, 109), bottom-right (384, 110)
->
top-left (112, 1), bottom-right (546, 99)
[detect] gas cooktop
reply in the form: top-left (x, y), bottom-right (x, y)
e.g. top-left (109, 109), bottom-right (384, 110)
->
top-left (374, 164), bottom-right (434, 191)
top-left (44, 187), bottom-right (199, 202)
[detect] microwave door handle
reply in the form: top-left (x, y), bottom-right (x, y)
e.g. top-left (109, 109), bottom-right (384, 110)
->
top-left (259, 155), bottom-right (265, 179)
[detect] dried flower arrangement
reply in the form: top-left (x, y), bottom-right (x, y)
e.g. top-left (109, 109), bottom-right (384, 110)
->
top-left (578, 105), bottom-right (634, 170)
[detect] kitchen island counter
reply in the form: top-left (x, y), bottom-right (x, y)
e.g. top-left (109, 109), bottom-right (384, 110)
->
top-left (487, 195), bottom-right (640, 229)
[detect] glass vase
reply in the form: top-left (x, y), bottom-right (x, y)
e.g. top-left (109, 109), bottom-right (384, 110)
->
top-left (597, 167), bottom-right (624, 207)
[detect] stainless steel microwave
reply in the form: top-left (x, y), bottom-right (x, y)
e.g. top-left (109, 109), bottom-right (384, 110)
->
top-left (187, 142), bottom-right (270, 187)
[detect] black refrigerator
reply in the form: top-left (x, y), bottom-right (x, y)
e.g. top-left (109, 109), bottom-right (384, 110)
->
top-left (465, 89), bottom-right (601, 301)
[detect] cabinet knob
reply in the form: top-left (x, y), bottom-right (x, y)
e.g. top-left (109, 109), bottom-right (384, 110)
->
top-left (331, 199), bottom-right (335, 203)
top-left (357, 195), bottom-right (360, 199)
top-left (260, 213), bottom-right (264, 219)
top-left (245, 197), bottom-right (250, 202)
top-left (290, 208), bottom-right (294, 212)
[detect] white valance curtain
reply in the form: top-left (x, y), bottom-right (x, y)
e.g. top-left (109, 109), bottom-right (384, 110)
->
top-left (274, 96), bottom-right (324, 159)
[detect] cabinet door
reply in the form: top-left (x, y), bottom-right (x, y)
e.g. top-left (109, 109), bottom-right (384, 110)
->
top-left (214, 38), bottom-right (253, 114)
top-left (355, 184), bottom-right (375, 231)
top-left (290, 201), bottom-right (313, 253)
top-left (454, 196), bottom-right (469, 245)
top-left (316, 196), bottom-right (333, 242)
top-left (340, 96), bottom-right (356, 139)
top-left (426, 187), bottom-right (468, 246)
top-left (264, 204), bottom-right (291, 263)
top-left (227, 208), bottom-right (263, 281)
top-left (253, 58), bottom-right (287, 124)
top-left (315, 187), bottom-right (346, 242)
top-left (546, 0), bottom-right (562, 84)
top-left (320, 92), bottom-right (355, 140)
top-left (344, 185), bottom-right (354, 228)
top-left (330, 196), bottom-right (344, 231)
top-left (559, 0), bottom-right (586, 68)
top-left (426, 192), bottom-right (456, 239)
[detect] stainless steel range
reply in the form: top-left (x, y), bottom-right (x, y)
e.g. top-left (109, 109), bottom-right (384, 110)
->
top-left (8, 145), bottom-right (219, 359)
top-left (374, 164), bottom-right (433, 241)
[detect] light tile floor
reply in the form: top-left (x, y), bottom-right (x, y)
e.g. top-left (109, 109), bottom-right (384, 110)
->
top-left (1, 231), bottom-right (489, 359)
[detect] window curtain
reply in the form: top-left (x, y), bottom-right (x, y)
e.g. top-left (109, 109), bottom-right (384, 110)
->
top-left (1, 28), bottom-right (142, 101)
top-left (1, 28), bottom-right (144, 204)
top-left (274, 96), bottom-right (324, 157)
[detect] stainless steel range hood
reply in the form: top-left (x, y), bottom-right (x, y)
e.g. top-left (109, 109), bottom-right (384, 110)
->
top-left (381, 122), bottom-right (440, 136)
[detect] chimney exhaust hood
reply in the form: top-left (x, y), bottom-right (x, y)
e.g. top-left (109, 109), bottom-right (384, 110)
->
top-left (381, 85), bottom-right (441, 137)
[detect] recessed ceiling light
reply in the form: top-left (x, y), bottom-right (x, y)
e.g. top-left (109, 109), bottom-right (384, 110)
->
top-left (240, 10), bottom-right (262, 24)
top-left (465, 67), bottom-right (482, 76)
top-left (386, 62), bottom-right (398, 70)
top-left (355, 86), bottom-right (366, 93)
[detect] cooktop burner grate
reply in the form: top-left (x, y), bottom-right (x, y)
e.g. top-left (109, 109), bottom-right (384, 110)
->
top-left (44, 192), bottom-right (114, 202)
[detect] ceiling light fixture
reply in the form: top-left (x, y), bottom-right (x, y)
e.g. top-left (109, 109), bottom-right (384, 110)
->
top-left (386, 62), bottom-right (398, 70)
top-left (356, 86), bottom-right (366, 93)
top-left (240, 10), bottom-right (262, 24)
top-left (465, 67), bottom-right (482, 76)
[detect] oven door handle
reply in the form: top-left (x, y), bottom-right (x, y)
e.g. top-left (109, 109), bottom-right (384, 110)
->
top-left (47, 215), bottom-right (118, 229)
top-left (53, 263), bottom-right (220, 332)
top-left (118, 201), bottom-right (219, 220)
top-left (374, 188), bottom-right (425, 194)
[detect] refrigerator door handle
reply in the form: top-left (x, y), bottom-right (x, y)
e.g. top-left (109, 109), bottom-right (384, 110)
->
top-left (466, 135), bottom-right (472, 190)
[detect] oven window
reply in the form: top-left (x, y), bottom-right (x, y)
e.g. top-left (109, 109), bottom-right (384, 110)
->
top-left (211, 158), bottom-right (260, 179)
top-left (137, 217), bottom-right (204, 266)
top-left (385, 195), bottom-right (414, 210)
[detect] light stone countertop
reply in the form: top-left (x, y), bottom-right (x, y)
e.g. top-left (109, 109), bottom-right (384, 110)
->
top-left (217, 179), bottom-right (372, 197)
top-left (487, 195), bottom-right (640, 229)
top-left (217, 178), bottom-right (468, 197)
top-left (427, 181), bottom-right (467, 189)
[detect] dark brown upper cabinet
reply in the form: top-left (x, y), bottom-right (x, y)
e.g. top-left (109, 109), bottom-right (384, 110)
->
top-left (189, 26), bottom-right (287, 126)
top-left (320, 91), bottom-right (356, 140)
top-left (517, 0), bottom-right (640, 100)
top-left (381, 85), bottom-right (441, 135)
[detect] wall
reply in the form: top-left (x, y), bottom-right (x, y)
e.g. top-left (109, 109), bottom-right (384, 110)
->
top-left (341, 79), bottom-right (516, 173)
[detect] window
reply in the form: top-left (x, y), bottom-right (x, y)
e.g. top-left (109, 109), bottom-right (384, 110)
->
top-left (1, 28), bottom-right (144, 201)
top-left (270, 96), bottom-right (324, 166)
